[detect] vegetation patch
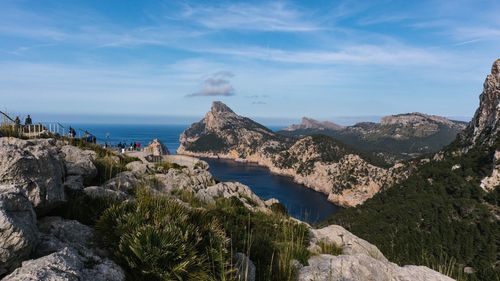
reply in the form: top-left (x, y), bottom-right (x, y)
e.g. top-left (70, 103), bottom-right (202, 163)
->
top-left (96, 189), bottom-right (233, 281)
top-left (330, 140), bottom-right (500, 281)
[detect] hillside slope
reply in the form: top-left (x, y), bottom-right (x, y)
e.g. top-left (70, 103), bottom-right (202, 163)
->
top-left (331, 59), bottom-right (500, 280)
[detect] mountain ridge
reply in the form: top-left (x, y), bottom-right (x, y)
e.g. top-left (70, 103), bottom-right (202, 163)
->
top-left (178, 101), bottom-right (413, 207)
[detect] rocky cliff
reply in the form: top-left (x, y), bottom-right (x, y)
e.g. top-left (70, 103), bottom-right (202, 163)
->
top-left (178, 102), bottom-right (412, 207)
top-left (331, 59), bottom-right (500, 280)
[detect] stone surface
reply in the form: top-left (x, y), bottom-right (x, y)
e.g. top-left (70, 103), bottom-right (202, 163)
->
top-left (234, 253), bottom-right (256, 281)
top-left (60, 145), bottom-right (97, 183)
top-left (309, 225), bottom-right (387, 262)
top-left (195, 182), bottom-right (267, 209)
top-left (0, 138), bottom-right (65, 211)
top-left (297, 254), bottom-right (454, 281)
top-left (1, 247), bottom-right (124, 281)
top-left (0, 185), bottom-right (39, 275)
top-left (460, 59), bottom-right (500, 149)
top-left (83, 186), bottom-right (129, 202)
top-left (3, 216), bottom-right (126, 281)
top-left (103, 171), bottom-right (141, 193)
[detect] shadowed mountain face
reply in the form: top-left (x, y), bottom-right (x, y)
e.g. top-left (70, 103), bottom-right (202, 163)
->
top-left (279, 113), bottom-right (467, 163)
top-left (332, 59), bottom-right (500, 280)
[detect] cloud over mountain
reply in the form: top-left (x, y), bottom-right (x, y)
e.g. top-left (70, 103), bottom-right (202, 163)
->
top-left (187, 71), bottom-right (236, 97)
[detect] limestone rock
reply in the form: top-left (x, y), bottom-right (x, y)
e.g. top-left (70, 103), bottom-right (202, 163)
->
top-left (83, 186), bottom-right (129, 202)
top-left (2, 247), bottom-right (124, 281)
top-left (234, 253), bottom-right (256, 281)
top-left (195, 182), bottom-right (266, 209)
top-left (60, 145), bottom-right (97, 183)
top-left (297, 254), bottom-right (454, 281)
top-left (480, 150), bottom-right (500, 191)
top-left (460, 59), bottom-right (500, 149)
top-left (0, 138), bottom-right (65, 211)
top-left (8, 217), bottom-right (126, 281)
top-left (0, 185), bottom-right (39, 275)
top-left (125, 161), bottom-right (153, 176)
top-left (103, 171), bottom-right (141, 193)
top-left (156, 168), bottom-right (215, 192)
top-left (309, 225), bottom-right (386, 262)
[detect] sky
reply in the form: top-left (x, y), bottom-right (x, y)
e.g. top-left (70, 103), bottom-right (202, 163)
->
top-left (0, 0), bottom-right (499, 125)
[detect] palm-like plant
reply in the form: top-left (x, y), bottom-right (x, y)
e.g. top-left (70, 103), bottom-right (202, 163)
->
top-left (96, 190), bottom-right (234, 281)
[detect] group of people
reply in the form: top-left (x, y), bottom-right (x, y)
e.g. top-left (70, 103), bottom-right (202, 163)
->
top-left (116, 142), bottom-right (142, 152)
top-left (14, 114), bottom-right (32, 128)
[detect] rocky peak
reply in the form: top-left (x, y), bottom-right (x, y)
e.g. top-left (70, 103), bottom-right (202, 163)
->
top-left (460, 59), bottom-right (500, 149)
top-left (285, 117), bottom-right (344, 131)
top-left (210, 101), bottom-right (235, 114)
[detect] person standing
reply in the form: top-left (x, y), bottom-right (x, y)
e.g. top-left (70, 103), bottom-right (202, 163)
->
top-left (24, 115), bottom-right (32, 125)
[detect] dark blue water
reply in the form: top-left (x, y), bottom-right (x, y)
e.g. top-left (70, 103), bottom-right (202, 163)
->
top-left (68, 123), bottom-right (338, 223)
top-left (203, 158), bottom-right (339, 223)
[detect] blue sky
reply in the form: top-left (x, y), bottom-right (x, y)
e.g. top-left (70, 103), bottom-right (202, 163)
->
top-left (0, 0), bottom-right (499, 124)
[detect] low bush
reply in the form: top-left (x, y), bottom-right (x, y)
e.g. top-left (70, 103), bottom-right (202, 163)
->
top-left (96, 189), bottom-right (234, 281)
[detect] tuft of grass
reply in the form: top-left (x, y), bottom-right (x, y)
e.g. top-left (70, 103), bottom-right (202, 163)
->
top-left (155, 161), bottom-right (185, 173)
top-left (316, 239), bottom-right (342, 256)
top-left (207, 197), bottom-right (310, 281)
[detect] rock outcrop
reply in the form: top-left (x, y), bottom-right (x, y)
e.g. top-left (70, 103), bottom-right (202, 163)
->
top-left (459, 59), bottom-right (500, 149)
top-left (0, 186), bottom-right (39, 275)
top-left (298, 254), bottom-right (454, 281)
top-left (2, 247), bottom-right (124, 281)
top-left (299, 224), bottom-right (454, 281)
top-left (60, 145), bottom-right (97, 183)
top-left (2, 216), bottom-right (125, 281)
top-left (0, 138), bottom-right (65, 211)
top-left (178, 102), bottom-right (412, 207)
top-left (456, 59), bottom-right (500, 192)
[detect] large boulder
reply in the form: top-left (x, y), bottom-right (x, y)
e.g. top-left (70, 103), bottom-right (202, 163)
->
top-left (0, 138), bottom-right (65, 211)
top-left (298, 254), bottom-right (454, 281)
top-left (195, 182), bottom-right (267, 210)
top-left (61, 145), bottom-right (97, 183)
top-left (3, 216), bottom-right (126, 281)
top-left (0, 185), bottom-right (39, 275)
top-left (1, 247), bottom-right (124, 281)
top-left (309, 225), bottom-right (387, 262)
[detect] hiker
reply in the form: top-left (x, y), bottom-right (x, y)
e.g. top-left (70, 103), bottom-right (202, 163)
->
top-left (69, 127), bottom-right (76, 138)
top-left (14, 116), bottom-right (21, 127)
top-left (24, 115), bottom-right (32, 126)
top-left (92, 135), bottom-right (97, 144)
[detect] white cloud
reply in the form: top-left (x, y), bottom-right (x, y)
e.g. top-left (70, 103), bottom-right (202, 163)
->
top-left (187, 71), bottom-right (236, 97)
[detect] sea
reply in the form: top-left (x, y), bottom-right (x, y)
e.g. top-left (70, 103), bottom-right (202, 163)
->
top-left (69, 123), bottom-right (339, 223)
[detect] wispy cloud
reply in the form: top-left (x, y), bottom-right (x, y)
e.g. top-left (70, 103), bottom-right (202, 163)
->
top-left (187, 71), bottom-right (236, 97)
top-left (179, 2), bottom-right (321, 32)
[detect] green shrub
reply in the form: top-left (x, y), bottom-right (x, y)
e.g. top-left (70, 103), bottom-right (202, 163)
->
top-left (96, 189), bottom-right (234, 281)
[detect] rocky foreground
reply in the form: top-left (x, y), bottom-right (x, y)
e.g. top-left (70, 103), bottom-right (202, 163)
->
top-left (0, 136), bottom-right (454, 280)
